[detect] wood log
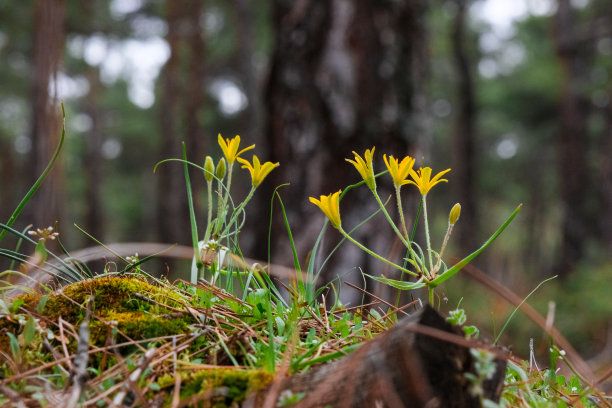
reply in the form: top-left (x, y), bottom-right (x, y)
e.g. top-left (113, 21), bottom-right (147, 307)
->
top-left (246, 305), bottom-right (507, 408)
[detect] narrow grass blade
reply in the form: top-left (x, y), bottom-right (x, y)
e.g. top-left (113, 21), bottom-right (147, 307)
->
top-left (365, 274), bottom-right (426, 290)
top-left (181, 143), bottom-right (202, 282)
top-left (8, 226), bottom-right (31, 271)
top-left (0, 103), bottom-right (66, 244)
top-left (494, 275), bottom-right (557, 345)
top-left (121, 244), bottom-right (178, 273)
top-left (305, 222), bottom-right (327, 303)
top-left (431, 204), bottom-right (522, 287)
top-left (274, 189), bottom-right (303, 295)
top-left (1, 223), bottom-right (84, 282)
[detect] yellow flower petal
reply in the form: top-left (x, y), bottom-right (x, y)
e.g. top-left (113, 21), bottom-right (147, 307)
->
top-left (218, 134), bottom-right (255, 164)
top-left (407, 166), bottom-right (451, 195)
top-left (383, 154), bottom-right (415, 187)
top-left (237, 155), bottom-right (279, 187)
top-left (346, 147), bottom-right (376, 191)
top-left (309, 190), bottom-right (342, 229)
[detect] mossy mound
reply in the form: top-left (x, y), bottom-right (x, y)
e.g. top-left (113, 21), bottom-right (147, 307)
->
top-left (1, 276), bottom-right (194, 353)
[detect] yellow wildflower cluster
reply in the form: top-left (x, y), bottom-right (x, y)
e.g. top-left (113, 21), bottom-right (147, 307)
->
top-left (310, 147), bottom-right (450, 229)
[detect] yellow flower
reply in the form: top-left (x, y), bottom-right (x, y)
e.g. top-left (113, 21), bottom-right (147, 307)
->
top-left (237, 155), bottom-right (279, 187)
top-left (408, 166), bottom-right (451, 195)
top-left (346, 147), bottom-right (376, 190)
top-left (383, 154), bottom-right (416, 187)
top-left (218, 134), bottom-right (255, 164)
top-left (309, 190), bottom-right (342, 229)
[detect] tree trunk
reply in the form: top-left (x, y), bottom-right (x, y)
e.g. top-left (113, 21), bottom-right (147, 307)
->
top-left (552, 0), bottom-right (592, 277)
top-left (450, 0), bottom-right (478, 254)
top-left (157, 0), bottom-right (194, 249)
top-left (184, 0), bottom-right (207, 217)
top-left (600, 98), bottom-right (612, 251)
top-left (256, 0), bottom-right (427, 304)
top-left (83, 69), bottom-right (104, 242)
top-left (28, 0), bottom-right (66, 230)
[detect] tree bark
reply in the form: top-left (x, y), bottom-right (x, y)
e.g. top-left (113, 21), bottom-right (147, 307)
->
top-left (83, 69), bottom-right (104, 242)
top-left (450, 0), bottom-right (478, 254)
top-left (28, 0), bottom-right (66, 230)
top-left (257, 0), bottom-right (428, 304)
top-left (552, 0), bottom-right (592, 277)
top-left (157, 0), bottom-right (199, 249)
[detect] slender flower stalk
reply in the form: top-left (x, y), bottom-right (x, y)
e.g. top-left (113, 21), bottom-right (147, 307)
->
top-left (383, 154), bottom-right (416, 240)
top-left (216, 134), bottom-right (253, 229)
top-left (310, 190), bottom-right (419, 278)
top-left (339, 227), bottom-right (419, 278)
top-left (203, 156), bottom-right (215, 242)
top-left (218, 134), bottom-right (255, 210)
top-left (371, 189), bottom-right (410, 248)
top-left (433, 203), bottom-right (461, 274)
top-left (408, 166), bottom-right (451, 278)
top-left (422, 194), bottom-right (434, 278)
top-left (394, 186), bottom-right (409, 240)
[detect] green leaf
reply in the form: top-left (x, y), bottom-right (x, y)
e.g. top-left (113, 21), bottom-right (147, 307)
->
top-left (463, 325), bottom-right (479, 339)
top-left (10, 298), bottom-right (24, 314)
top-left (22, 316), bottom-right (36, 347)
top-left (431, 204), bottom-right (522, 287)
top-left (447, 308), bottom-right (467, 325)
top-left (0, 103), bottom-right (66, 244)
top-left (366, 274), bottom-right (426, 290)
top-left (7, 332), bottom-right (21, 363)
top-left (275, 316), bottom-right (286, 335)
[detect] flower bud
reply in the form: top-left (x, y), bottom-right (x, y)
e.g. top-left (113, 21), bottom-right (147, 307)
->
top-left (449, 203), bottom-right (461, 225)
top-left (204, 156), bottom-right (215, 182)
top-left (215, 157), bottom-right (227, 180)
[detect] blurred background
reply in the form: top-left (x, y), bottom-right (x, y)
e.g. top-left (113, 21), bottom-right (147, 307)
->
top-left (0, 0), bottom-right (610, 373)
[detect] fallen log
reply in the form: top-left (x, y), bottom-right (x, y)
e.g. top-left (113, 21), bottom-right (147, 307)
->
top-left (246, 305), bottom-right (507, 408)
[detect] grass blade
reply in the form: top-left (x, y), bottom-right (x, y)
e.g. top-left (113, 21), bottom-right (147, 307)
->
top-left (494, 275), bottom-right (557, 345)
top-left (0, 103), bottom-right (66, 244)
top-left (431, 204), bottom-right (522, 287)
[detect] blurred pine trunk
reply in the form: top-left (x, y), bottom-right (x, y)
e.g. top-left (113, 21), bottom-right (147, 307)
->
top-left (27, 0), bottom-right (66, 230)
top-left (450, 0), bottom-right (479, 255)
top-left (256, 0), bottom-right (428, 303)
top-left (552, 0), bottom-right (593, 277)
top-left (157, 0), bottom-right (207, 264)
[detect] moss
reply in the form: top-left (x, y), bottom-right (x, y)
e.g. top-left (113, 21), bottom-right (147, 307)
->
top-left (39, 276), bottom-right (184, 321)
top-left (160, 368), bottom-right (273, 407)
top-left (0, 276), bottom-right (196, 354)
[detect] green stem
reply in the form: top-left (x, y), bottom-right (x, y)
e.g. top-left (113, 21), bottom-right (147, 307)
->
top-left (372, 190), bottom-right (410, 248)
top-left (224, 186), bottom-right (256, 235)
top-left (422, 194), bottom-right (433, 277)
top-left (339, 227), bottom-right (418, 278)
top-left (433, 223), bottom-right (454, 275)
top-left (394, 186), bottom-right (422, 275)
top-left (204, 181), bottom-right (213, 243)
top-left (395, 186), bottom-right (409, 240)
top-left (215, 163), bottom-right (233, 236)
top-left (428, 286), bottom-right (434, 305)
